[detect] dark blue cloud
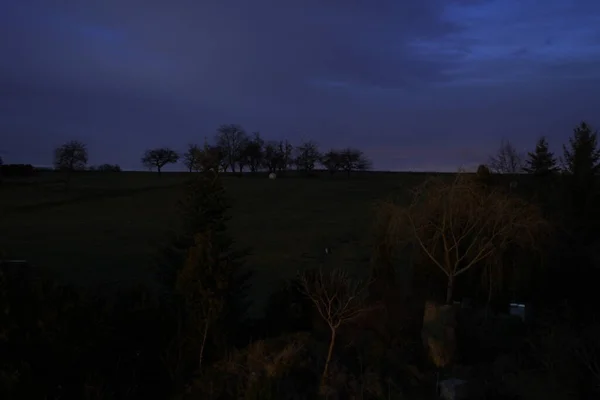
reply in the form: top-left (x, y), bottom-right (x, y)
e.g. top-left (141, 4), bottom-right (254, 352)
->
top-left (1, 0), bottom-right (599, 171)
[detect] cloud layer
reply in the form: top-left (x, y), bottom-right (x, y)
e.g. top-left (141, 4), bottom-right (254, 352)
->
top-left (1, 0), bottom-right (600, 170)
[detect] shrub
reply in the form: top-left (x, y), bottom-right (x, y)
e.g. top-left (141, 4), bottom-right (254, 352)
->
top-left (476, 164), bottom-right (491, 181)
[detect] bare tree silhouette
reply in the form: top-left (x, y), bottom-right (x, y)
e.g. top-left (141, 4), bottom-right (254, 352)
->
top-left (298, 268), bottom-right (371, 391)
top-left (375, 173), bottom-right (547, 304)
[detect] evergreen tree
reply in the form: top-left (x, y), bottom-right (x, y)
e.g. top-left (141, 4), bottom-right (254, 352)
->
top-left (563, 121), bottom-right (600, 181)
top-left (562, 122), bottom-right (600, 240)
top-left (522, 136), bottom-right (558, 176)
top-left (156, 170), bottom-right (252, 387)
top-left (157, 171), bottom-right (240, 286)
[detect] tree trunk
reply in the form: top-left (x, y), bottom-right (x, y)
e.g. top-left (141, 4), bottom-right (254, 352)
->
top-left (321, 328), bottom-right (337, 390)
top-left (199, 318), bottom-right (210, 370)
top-left (487, 265), bottom-right (493, 310)
top-left (157, 166), bottom-right (162, 175)
top-left (446, 276), bottom-right (454, 304)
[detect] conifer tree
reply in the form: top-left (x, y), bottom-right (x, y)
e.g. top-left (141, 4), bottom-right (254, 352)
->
top-left (157, 170), bottom-right (251, 386)
top-left (563, 121), bottom-right (600, 182)
top-left (522, 136), bottom-right (559, 176)
top-left (562, 122), bottom-right (600, 237)
top-left (157, 171), bottom-right (244, 287)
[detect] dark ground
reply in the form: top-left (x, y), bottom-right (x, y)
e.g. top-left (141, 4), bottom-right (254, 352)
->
top-left (0, 170), bottom-right (444, 314)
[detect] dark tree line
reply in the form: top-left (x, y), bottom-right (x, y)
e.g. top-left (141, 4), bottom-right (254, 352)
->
top-left (47, 125), bottom-right (372, 177)
top-left (488, 122), bottom-right (600, 234)
top-left (37, 121), bottom-right (600, 180)
top-left (487, 121), bottom-right (600, 178)
top-left (142, 124), bottom-right (372, 176)
top-left (484, 121), bottom-right (600, 301)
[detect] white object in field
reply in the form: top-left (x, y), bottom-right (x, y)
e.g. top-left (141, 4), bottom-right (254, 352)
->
top-left (509, 302), bottom-right (526, 321)
top-left (439, 378), bottom-right (469, 400)
top-left (325, 247), bottom-right (330, 255)
top-left (268, 173), bottom-right (276, 179)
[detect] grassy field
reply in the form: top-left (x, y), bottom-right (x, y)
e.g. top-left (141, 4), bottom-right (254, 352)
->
top-left (0, 171), bottom-right (434, 311)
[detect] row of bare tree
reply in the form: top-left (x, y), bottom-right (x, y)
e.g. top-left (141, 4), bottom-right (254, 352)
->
top-left (49, 121), bottom-right (598, 179)
top-left (48, 124), bottom-right (370, 176)
top-left (141, 124), bottom-right (372, 175)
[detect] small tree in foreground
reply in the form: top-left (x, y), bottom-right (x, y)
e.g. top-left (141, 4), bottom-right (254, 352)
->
top-left (160, 170), bottom-right (251, 388)
top-left (299, 268), bottom-right (370, 391)
top-left (174, 231), bottom-right (230, 373)
top-left (142, 148), bottom-right (179, 175)
top-left (375, 174), bottom-right (547, 304)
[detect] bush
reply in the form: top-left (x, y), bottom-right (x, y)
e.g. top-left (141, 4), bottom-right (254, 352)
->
top-left (476, 164), bottom-right (491, 181)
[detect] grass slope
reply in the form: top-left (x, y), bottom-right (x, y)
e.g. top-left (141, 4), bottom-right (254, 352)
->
top-left (0, 171), bottom-right (438, 311)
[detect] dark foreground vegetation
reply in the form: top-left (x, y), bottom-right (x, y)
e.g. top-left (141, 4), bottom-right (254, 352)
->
top-left (1, 121), bottom-right (600, 399)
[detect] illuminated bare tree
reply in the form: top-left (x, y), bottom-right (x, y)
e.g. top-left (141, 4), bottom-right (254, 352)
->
top-left (376, 174), bottom-right (547, 304)
top-left (299, 268), bottom-right (370, 389)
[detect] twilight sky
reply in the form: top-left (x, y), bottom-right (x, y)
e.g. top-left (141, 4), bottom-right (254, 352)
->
top-left (1, 0), bottom-right (600, 171)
